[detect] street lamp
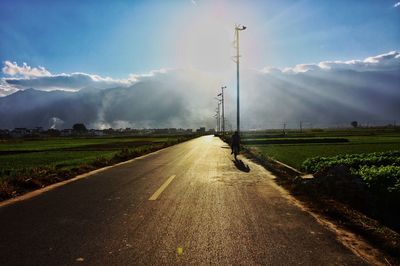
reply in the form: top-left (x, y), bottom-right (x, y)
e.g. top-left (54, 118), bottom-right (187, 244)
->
top-left (214, 97), bottom-right (221, 133)
top-left (213, 113), bottom-right (219, 133)
top-left (233, 25), bottom-right (246, 134)
top-left (218, 86), bottom-right (226, 134)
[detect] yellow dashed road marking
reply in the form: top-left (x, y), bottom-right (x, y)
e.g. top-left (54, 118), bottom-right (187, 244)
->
top-left (149, 175), bottom-right (176, 200)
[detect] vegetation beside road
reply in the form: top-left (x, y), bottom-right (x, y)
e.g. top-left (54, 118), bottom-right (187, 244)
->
top-left (242, 129), bottom-right (400, 224)
top-left (0, 135), bottom-right (196, 201)
top-left (245, 131), bottom-right (400, 170)
top-left (235, 128), bottom-right (400, 261)
top-left (302, 150), bottom-right (400, 192)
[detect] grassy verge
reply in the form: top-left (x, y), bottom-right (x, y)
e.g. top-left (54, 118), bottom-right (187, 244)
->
top-left (252, 143), bottom-right (400, 170)
top-left (0, 135), bottom-right (196, 201)
top-left (221, 130), bottom-right (400, 171)
top-left (241, 146), bottom-right (400, 264)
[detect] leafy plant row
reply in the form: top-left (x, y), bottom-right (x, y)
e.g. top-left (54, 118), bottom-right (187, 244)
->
top-left (301, 150), bottom-right (400, 193)
top-left (355, 165), bottom-right (400, 193)
top-left (302, 150), bottom-right (400, 173)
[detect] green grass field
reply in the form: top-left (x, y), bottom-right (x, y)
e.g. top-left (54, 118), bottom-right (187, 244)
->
top-left (244, 130), bottom-right (400, 170)
top-left (0, 135), bottom-right (195, 200)
top-left (0, 136), bottom-right (168, 151)
top-left (0, 136), bottom-right (182, 179)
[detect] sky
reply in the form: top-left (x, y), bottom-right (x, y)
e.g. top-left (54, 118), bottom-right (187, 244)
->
top-left (0, 0), bottom-right (399, 129)
top-left (1, 0), bottom-right (399, 77)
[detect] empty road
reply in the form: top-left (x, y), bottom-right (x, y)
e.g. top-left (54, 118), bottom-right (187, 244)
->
top-left (0, 136), bottom-right (367, 265)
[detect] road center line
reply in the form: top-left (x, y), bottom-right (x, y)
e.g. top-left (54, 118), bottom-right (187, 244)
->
top-left (149, 175), bottom-right (176, 201)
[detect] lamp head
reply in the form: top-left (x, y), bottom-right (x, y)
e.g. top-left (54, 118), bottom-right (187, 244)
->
top-left (235, 25), bottom-right (247, 31)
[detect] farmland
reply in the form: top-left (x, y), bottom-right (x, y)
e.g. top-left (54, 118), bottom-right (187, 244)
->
top-left (242, 128), bottom-right (400, 233)
top-left (243, 129), bottom-right (400, 170)
top-left (0, 137), bottom-right (172, 175)
top-left (0, 135), bottom-right (195, 199)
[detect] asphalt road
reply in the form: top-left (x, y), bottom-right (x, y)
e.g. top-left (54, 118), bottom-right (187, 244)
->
top-left (0, 136), bottom-right (367, 265)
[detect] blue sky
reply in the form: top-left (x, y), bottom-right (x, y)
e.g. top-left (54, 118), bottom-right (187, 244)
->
top-left (0, 0), bottom-right (399, 78)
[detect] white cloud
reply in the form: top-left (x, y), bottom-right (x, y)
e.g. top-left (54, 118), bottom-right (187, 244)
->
top-left (1, 61), bottom-right (171, 92)
top-left (2, 61), bottom-right (51, 78)
top-left (0, 53), bottom-right (399, 130)
top-left (394, 2), bottom-right (400, 7)
top-left (259, 67), bottom-right (281, 74)
top-left (128, 68), bottom-right (169, 81)
top-left (0, 79), bottom-right (18, 97)
top-left (4, 72), bottom-right (132, 91)
top-left (283, 64), bottom-right (320, 73)
top-left (1, 51), bottom-right (399, 129)
top-left (2, 51), bottom-right (399, 97)
top-left (269, 51), bottom-right (400, 74)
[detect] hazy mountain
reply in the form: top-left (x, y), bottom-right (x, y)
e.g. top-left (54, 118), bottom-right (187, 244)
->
top-left (240, 69), bottom-right (400, 129)
top-left (0, 70), bottom-right (220, 129)
top-left (1, 52), bottom-right (399, 130)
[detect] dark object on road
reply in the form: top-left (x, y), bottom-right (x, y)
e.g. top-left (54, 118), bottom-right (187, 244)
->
top-left (231, 131), bottom-right (240, 160)
top-left (233, 159), bottom-right (250, 172)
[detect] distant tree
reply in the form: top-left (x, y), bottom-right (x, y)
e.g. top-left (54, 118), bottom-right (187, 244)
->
top-left (73, 123), bottom-right (88, 133)
top-left (351, 121), bottom-right (358, 128)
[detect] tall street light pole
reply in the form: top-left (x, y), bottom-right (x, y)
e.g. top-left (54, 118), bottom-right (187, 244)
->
top-left (218, 86), bottom-right (226, 134)
top-left (217, 102), bottom-right (221, 133)
top-left (214, 97), bottom-right (221, 133)
top-left (234, 25), bottom-right (246, 134)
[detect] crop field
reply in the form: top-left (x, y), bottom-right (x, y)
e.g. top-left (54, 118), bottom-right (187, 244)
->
top-left (0, 136), bottom-right (184, 180)
top-left (242, 128), bottom-right (400, 237)
top-left (244, 128), bottom-right (400, 226)
top-left (243, 129), bottom-right (400, 170)
top-left (0, 134), bottom-right (196, 200)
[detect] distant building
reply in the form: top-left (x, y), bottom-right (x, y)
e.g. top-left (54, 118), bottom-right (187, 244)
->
top-left (60, 129), bottom-right (73, 136)
top-left (0, 129), bottom-right (10, 138)
top-left (32, 127), bottom-right (44, 133)
top-left (11, 128), bottom-right (29, 138)
top-left (89, 129), bottom-right (105, 136)
top-left (196, 127), bottom-right (206, 134)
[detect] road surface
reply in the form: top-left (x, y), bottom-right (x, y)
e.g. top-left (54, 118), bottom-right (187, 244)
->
top-left (0, 136), bottom-right (367, 265)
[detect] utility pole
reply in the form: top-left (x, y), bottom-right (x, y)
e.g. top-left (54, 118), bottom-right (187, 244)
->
top-left (214, 97), bottom-right (221, 133)
top-left (218, 86), bottom-right (226, 134)
top-left (214, 113), bottom-right (218, 133)
top-left (233, 25), bottom-right (246, 134)
top-left (217, 102), bottom-right (221, 132)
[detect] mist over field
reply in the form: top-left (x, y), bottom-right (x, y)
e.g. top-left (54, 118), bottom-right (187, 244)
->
top-left (0, 51), bottom-right (399, 130)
